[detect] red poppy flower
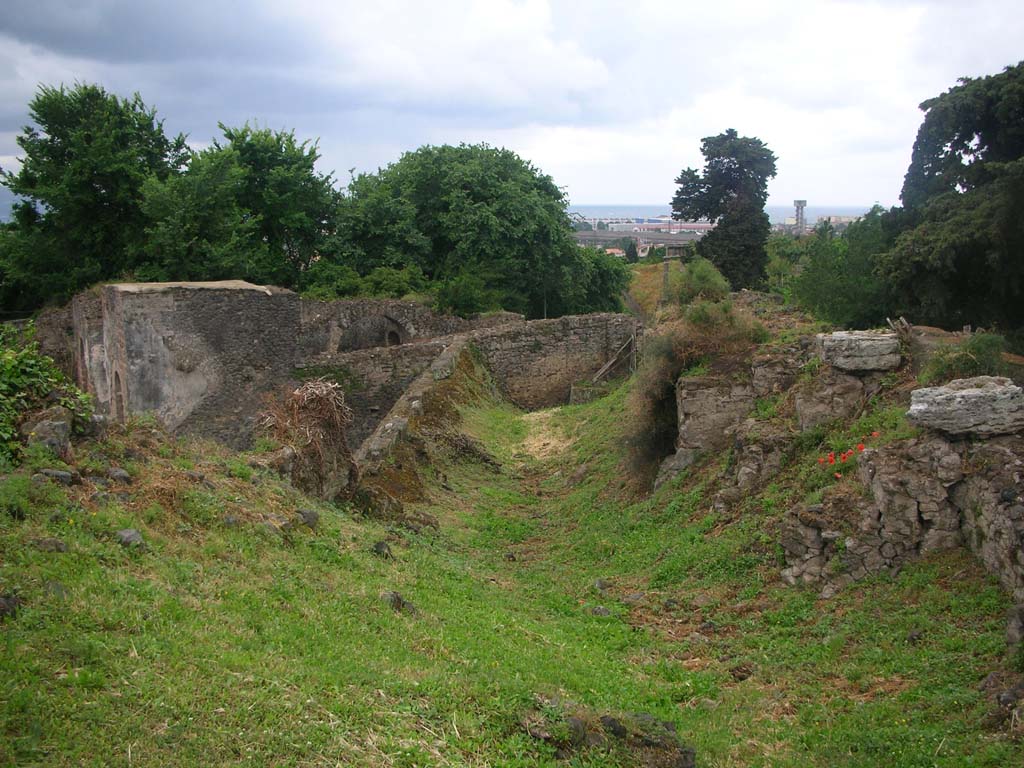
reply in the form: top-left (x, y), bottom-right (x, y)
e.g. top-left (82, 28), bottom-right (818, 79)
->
top-left (857, 443), bottom-right (865, 452)
top-left (828, 455), bottom-right (835, 465)
top-left (840, 454), bottom-right (847, 462)
top-left (818, 457), bottom-right (825, 464)
top-left (834, 472), bottom-right (842, 479)
top-left (871, 431), bottom-right (880, 437)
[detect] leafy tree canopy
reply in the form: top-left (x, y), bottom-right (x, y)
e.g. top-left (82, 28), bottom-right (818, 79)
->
top-left (214, 124), bottom-right (337, 286)
top-left (879, 61), bottom-right (1024, 329)
top-left (901, 62), bottom-right (1024, 209)
top-left (671, 129), bottom-right (777, 288)
top-left (0, 83), bottom-right (187, 310)
top-left (1, 86), bottom-right (629, 320)
top-left (330, 143), bottom-right (627, 318)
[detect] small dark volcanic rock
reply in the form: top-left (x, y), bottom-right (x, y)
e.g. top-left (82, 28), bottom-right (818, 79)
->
top-left (590, 606), bottom-right (611, 617)
top-left (997, 689), bottom-right (1019, 708)
top-left (297, 508), bottom-right (319, 530)
top-left (372, 541), bottom-right (394, 559)
top-left (670, 746), bottom-right (697, 768)
top-left (565, 716), bottom-right (588, 747)
top-left (504, 552), bottom-right (516, 562)
top-left (107, 467), bottom-right (132, 485)
top-left (729, 663), bottom-right (753, 681)
top-left (599, 715), bottom-right (627, 739)
top-left (221, 514), bottom-right (240, 528)
top-left (184, 470), bottom-right (214, 488)
top-left (33, 537), bottom-right (68, 553)
top-left (907, 628), bottom-right (924, 645)
top-left (1000, 488), bottom-right (1018, 503)
top-left (40, 468), bottom-right (75, 486)
top-left (0, 594), bottom-right (23, 619)
top-left (593, 578), bottom-right (611, 592)
top-left (622, 592), bottom-right (646, 604)
top-left (381, 590), bottom-right (416, 615)
top-left (115, 528), bottom-right (145, 548)
top-left (662, 598), bottom-right (680, 611)
top-left (698, 620), bottom-right (716, 633)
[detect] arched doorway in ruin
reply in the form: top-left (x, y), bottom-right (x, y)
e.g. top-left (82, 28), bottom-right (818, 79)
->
top-left (382, 316), bottom-right (408, 347)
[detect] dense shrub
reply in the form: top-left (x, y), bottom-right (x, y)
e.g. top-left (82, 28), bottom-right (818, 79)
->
top-left (762, 211), bottom-right (896, 329)
top-left (0, 324), bottom-right (92, 463)
top-left (300, 261), bottom-right (364, 299)
top-left (436, 269), bottom-right (503, 317)
top-left (677, 257), bottom-right (730, 304)
top-left (919, 333), bottom-right (1007, 384)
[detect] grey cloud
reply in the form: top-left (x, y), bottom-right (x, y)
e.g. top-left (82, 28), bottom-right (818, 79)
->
top-left (0, 1), bottom-right (308, 65)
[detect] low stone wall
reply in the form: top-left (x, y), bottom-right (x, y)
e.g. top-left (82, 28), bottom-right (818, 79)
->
top-left (473, 313), bottom-right (638, 410)
top-left (355, 339), bottom-right (470, 470)
top-left (298, 298), bottom-right (524, 357)
top-left (32, 303), bottom-right (76, 378)
top-left (301, 340), bottom-right (452, 449)
top-left (781, 434), bottom-right (1024, 602)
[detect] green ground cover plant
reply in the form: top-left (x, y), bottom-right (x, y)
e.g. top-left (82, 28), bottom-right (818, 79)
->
top-left (2, 337), bottom-right (1020, 766)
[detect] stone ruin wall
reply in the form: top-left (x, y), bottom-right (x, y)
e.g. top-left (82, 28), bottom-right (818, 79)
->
top-left (304, 312), bottom-right (640, 449)
top-left (646, 326), bottom-right (1024, 613)
top-left (471, 313), bottom-right (638, 410)
top-left (297, 298), bottom-right (524, 357)
top-left (303, 340), bottom-right (453, 448)
top-left (94, 284), bottom-right (301, 447)
top-left (40, 281), bottom-right (639, 452)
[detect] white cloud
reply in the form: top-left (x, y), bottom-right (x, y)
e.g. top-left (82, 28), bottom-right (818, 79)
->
top-left (0, 0), bottom-right (1022, 207)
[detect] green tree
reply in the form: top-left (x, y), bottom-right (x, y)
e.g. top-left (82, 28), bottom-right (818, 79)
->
top-left (791, 207), bottom-right (891, 328)
top-left (624, 240), bottom-right (639, 263)
top-left (214, 124), bottom-right (337, 287)
top-left (334, 143), bottom-right (621, 318)
top-left (900, 62), bottom-right (1024, 210)
top-left (671, 129), bottom-right (777, 288)
top-left (0, 83), bottom-right (187, 310)
top-left (877, 62), bottom-right (1024, 329)
top-left (136, 147), bottom-right (264, 282)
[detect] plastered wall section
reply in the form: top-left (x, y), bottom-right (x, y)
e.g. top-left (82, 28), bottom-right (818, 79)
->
top-left (102, 284), bottom-right (302, 447)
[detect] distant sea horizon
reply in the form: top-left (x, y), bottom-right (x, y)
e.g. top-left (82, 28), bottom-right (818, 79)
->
top-left (569, 203), bottom-right (876, 225)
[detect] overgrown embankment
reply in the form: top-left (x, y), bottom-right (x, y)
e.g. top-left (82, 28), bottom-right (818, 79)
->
top-left (3, 305), bottom-right (1024, 766)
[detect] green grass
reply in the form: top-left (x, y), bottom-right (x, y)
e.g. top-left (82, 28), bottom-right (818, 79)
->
top-left (2, 374), bottom-right (1020, 766)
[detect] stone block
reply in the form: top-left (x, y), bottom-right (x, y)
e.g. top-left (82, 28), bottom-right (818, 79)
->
top-left (817, 331), bottom-right (901, 372)
top-left (907, 376), bottom-right (1024, 437)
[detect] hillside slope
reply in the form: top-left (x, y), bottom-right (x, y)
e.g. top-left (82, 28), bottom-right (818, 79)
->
top-left (2, 330), bottom-right (1022, 766)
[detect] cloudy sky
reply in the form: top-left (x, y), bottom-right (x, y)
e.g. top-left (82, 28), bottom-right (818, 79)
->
top-left (1, 0), bottom-right (1022, 208)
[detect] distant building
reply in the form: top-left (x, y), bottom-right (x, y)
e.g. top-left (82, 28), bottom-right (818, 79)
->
top-left (794, 200), bottom-right (807, 233)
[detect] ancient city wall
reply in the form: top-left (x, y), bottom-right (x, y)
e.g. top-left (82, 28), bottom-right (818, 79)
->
top-left (472, 313), bottom-right (639, 409)
top-left (34, 281), bottom-right (637, 452)
top-left (102, 283), bottom-right (302, 447)
top-left (300, 340), bottom-right (451, 448)
top-left (298, 298), bottom-right (524, 357)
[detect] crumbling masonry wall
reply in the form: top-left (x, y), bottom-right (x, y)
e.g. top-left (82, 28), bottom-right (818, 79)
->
top-left (472, 313), bottom-right (637, 409)
top-left (301, 340), bottom-right (452, 448)
top-left (46, 281), bottom-right (639, 452)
